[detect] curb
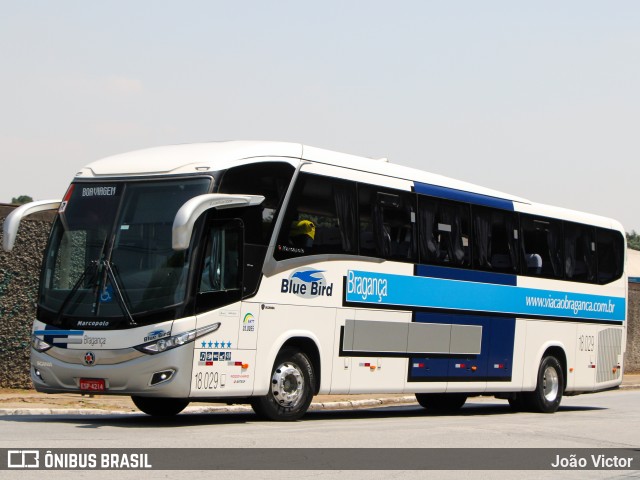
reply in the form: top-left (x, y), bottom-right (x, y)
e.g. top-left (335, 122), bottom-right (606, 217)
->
top-left (1, 386), bottom-right (638, 416)
top-left (0, 396), bottom-right (418, 416)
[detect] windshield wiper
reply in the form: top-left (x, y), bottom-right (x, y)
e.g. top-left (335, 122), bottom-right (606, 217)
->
top-left (101, 260), bottom-right (137, 327)
top-left (53, 258), bottom-right (137, 328)
top-left (54, 261), bottom-right (99, 326)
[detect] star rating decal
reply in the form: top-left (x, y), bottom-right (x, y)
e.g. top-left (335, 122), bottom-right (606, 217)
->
top-left (199, 340), bottom-right (233, 349)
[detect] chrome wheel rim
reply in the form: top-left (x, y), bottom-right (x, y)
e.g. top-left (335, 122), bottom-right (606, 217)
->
top-left (271, 361), bottom-right (304, 408)
top-left (543, 366), bottom-right (559, 402)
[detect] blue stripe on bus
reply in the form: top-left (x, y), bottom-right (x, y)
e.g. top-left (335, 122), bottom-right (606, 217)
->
top-left (345, 270), bottom-right (625, 322)
top-left (34, 330), bottom-right (84, 336)
top-left (410, 312), bottom-right (515, 381)
top-left (413, 182), bottom-right (514, 211)
top-left (416, 264), bottom-right (517, 286)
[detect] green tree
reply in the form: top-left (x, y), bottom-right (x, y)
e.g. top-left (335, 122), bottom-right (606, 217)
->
top-left (627, 231), bottom-right (640, 251)
top-left (10, 195), bottom-right (33, 205)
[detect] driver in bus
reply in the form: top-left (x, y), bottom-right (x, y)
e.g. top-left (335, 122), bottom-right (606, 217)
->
top-left (289, 219), bottom-right (316, 248)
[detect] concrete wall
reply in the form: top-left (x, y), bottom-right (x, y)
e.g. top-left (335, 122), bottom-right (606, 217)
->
top-left (626, 282), bottom-right (640, 373)
top-left (0, 205), bottom-right (639, 389)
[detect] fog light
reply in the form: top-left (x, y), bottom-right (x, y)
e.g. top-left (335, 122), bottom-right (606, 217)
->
top-left (150, 369), bottom-right (175, 386)
top-left (34, 368), bottom-right (45, 383)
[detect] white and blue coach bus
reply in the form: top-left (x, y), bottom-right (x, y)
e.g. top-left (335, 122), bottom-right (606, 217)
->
top-left (3, 141), bottom-right (627, 420)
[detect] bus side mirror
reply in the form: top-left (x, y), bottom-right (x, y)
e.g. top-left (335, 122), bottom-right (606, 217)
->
top-left (2, 200), bottom-right (62, 252)
top-left (172, 194), bottom-right (265, 251)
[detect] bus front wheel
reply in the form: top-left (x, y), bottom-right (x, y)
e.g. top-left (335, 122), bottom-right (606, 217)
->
top-left (131, 396), bottom-right (189, 416)
top-left (415, 393), bottom-right (467, 412)
top-left (523, 355), bottom-right (564, 413)
top-left (251, 348), bottom-right (315, 421)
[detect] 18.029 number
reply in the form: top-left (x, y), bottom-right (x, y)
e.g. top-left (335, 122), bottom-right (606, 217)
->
top-left (578, 334), bottom-right (595, 352)
top-left (194, 371), bottom-right (219, 390)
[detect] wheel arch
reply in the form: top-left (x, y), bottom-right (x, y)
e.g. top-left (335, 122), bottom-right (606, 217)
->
top-left (280, 337), bottom-right (321, 395)
top-left (255, 331), bottom-right (323, 396)
top-left (531, 343), bottom-right (567, 392)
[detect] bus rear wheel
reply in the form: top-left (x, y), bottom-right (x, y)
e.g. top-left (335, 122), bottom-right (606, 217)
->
top-left (523, 355), bottom-right (564, 413)
top-left (415, 393), bottom-right (467, 412)
top-left (131, 396), bottom-right (189, 416)
top-left (251, 348), bottom-right (315, 421)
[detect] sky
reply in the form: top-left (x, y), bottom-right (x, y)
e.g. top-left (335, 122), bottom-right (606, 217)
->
top-left (1, 1), bottom-right (639, 231)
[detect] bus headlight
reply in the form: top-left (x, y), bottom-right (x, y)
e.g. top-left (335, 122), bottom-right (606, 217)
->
top-left (134, 322), bottom-right (221, 355)
top-left (32, 335), bottom-right (52, 352)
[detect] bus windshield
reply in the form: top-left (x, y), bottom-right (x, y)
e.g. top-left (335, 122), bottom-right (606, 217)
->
top-left (39, 178), bottom-right (211, 324)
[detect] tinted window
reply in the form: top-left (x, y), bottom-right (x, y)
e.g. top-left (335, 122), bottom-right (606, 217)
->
top-left (41, 179), bottom-right (211, 318)
top-left (520, 216), bottom-right (563, 278)
top-left (472, 207), bottom-right (519, 273)
top-left (275, 173), bottom-right (357, 260)
top-left (564, 222), bottom-right (596, 282)
top-left (417, 196), bottom-right (470, 267)
top-left (596, 228), bottom-right (624, 284)
top-left (218, 162), bottom-right (294, 245)
top-left (359, 186), bottom-right (417, 262)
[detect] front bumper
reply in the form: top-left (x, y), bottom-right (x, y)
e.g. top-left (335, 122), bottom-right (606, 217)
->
top-left (31, 343), bottom-right (195, 398)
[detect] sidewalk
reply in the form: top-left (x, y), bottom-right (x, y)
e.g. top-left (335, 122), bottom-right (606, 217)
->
top-left (1, 374), bottom-right (638, 416)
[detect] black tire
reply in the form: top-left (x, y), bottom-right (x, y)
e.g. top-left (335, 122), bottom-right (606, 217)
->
top-left (251, 348), bottom-right (315, 421)
top-left (523, 355), bottom-right (564, 413)
top-left (131, 396), bottom-right (189, 416)
top-left (415, 393), bottom-right (467, 412)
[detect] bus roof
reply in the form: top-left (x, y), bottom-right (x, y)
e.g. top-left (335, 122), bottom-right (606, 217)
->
top-left (80, 140), bottom-right (525, 201)
top-left (80, 141), bottom-right (303, 177)
top-left (77, 141), bottom-right (623, 231)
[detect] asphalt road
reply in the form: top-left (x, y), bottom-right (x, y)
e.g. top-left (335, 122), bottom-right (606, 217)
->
top-left (2, 389), bottom-right (639, 480)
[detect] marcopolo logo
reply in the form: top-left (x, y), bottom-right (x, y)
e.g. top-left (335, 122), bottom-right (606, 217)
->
top-left (281, 269), bottom-right (334, 299)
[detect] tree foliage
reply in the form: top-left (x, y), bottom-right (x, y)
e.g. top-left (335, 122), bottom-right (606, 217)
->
top-left (627, 231), bottom-right (640, 251)
top-left (10, 195), bottom-right (33, 205)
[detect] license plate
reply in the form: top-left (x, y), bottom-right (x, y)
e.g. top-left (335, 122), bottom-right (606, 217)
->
top-left (79, 378), bottom-right (106, 392)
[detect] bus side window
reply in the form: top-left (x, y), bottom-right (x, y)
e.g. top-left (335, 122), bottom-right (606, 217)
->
top-left (359, 186), bottom-right (416, 262)
top-left (520, 216), bottom-right (563, 278)
top-left (417, 196), bottom-right (470, 268)
top-left (274, 173), bottom-right (357, 260)
top-left (218, 162), bottom-right (295, 246)
top-left (472, 207), bottom-right (519, 274)
top-left (596, 228), bottom-right (624, 284)
top-left (564, 222), bottom-right (596, 282)
top-left (199, 222), bottom-right (242, 294)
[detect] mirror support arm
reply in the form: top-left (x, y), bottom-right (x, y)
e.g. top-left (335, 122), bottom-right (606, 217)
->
top-left (2, 200), bottom-right (62, 252)
top-left (172, 194), bottom-right (265, 250)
